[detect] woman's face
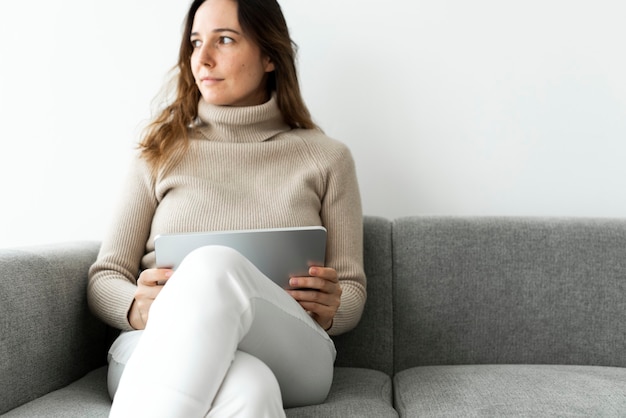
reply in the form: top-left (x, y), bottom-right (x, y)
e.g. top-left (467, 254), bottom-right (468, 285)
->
top-left (190, 0), bottom-right (274, 106)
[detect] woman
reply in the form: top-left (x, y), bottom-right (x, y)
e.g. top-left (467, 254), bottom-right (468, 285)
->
top-left (87, 0), bottom-right (366, 416)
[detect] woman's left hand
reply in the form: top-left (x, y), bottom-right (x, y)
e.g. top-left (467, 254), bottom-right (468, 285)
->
top-left (286, 266), bottom-right (341, 331)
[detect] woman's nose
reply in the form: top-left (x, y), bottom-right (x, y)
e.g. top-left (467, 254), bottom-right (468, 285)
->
top-left (198, 44), bottom-right (215, 67)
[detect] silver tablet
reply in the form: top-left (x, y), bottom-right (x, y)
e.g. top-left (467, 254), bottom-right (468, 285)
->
top-left (154, 226), bottom-right (327, 289)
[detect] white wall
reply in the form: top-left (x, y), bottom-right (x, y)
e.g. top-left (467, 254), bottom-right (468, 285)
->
top-left (2, 0), bottom-right (626, 248)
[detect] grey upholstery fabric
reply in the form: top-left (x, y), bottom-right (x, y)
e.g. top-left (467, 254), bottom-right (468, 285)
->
top-left (2, 367), bottom-right (111, 418)
top-left (394, 364), bottom-right (626, 417)
top-left (392, 217), bottom-right (626, 372)
top-left (286, 367), bottom-right (397, 417)
top-left (0, 241), bottom-right (107, 415)
top-left (3, 216), bottom-right (626, 416)
top-left (4, 366), bottom-right (397, 418)
top-left (333, 216), bottom-right (394, 375)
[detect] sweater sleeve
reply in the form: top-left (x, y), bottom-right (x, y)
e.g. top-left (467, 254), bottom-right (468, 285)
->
top-left (87, 156), bottom-right (158, 330)
top-left (316, 141), bottom-right (366, 336)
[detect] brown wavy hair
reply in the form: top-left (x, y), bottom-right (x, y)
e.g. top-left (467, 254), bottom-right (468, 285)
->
top-left (138, 0), bottom-right (316, 173)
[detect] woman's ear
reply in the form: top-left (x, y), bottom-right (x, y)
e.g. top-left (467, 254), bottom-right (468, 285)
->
top-left (263, 56), bottom-right (275, 73)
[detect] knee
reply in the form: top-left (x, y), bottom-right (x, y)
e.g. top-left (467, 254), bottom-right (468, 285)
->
top-left (180, 245), bottom-right (246, 273)
top-left (173, 245), bottom-right (253, 291)
top-left (156, 245), bottom-right (259, 321)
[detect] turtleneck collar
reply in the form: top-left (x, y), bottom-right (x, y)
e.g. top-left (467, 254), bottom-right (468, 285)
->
top-left (196, 96), bottom-right (291, 143)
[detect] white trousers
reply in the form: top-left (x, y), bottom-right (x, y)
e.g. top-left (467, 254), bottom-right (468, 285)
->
top-left (107, 245), bottom-right (336, 418)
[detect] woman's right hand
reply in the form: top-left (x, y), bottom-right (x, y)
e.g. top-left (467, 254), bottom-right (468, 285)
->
top-left (128, 268), bottom-right (173, 330)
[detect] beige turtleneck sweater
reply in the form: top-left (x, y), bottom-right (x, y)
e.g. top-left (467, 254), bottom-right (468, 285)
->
top-left (87, 97), bottom-right (366, 336)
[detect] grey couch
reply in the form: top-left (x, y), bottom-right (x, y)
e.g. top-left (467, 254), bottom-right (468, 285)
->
top-left (2, 216), bottom-right (626, 417)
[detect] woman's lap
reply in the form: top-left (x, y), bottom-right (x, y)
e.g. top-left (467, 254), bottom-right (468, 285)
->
top-left (108, 245), bottom-right (335, 412)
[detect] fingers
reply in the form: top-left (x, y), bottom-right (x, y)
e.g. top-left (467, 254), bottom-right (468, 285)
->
top-left (287, 266), bottom-right (341, 330)
top-left (135, 269), bottom-right (172, 307)
top-left (138, 268), bottom-right (173, 287)
top-left (309, 266), bottom-right (338, 282)
top-left (288, 266), bottom-right (337, 292)
top-left (130, 269), bottom-right (173, 330)
top-left (289, 291), bottom-right (339, 332)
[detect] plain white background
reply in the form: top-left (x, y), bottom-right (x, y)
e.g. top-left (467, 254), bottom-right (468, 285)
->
top-left (1, 0), bottom-right (626, 248)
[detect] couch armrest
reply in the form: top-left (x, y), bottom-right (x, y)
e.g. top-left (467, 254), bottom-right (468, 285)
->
top-left (0, 241), bottom-right (112, 414)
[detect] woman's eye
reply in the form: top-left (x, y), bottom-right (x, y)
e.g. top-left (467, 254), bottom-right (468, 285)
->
top-left (219, 36), bottom-right (234, 45)
top-left (191, 39), bottom-right (202, 48)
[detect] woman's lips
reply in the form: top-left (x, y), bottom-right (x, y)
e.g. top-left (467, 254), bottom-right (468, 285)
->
top-left (200, 77), bottom-right (223, 85)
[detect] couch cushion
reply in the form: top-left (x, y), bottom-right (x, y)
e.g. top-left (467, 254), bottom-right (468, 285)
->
top-left (3, 366), bottom-right (396, 418)
top-left (287, 367), bottom-right (397, 417)
top-left (392, 216), bottom-right (626, 371)
top-left (332, 216), bottom-right (394, 376)
top-left (2, 367), bottom-right (110, 418)
top-left (394, 364), bottom-right (626, 417)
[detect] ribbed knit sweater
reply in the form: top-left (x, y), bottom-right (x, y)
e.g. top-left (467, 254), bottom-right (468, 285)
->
top-left (87, 97), bottom-right (366, 336)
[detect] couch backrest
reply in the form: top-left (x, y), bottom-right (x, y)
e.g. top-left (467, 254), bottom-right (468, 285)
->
top-left (332, 216), bottom-right (394, 376)
top-left (392, 216), bottom-right (626, 374)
